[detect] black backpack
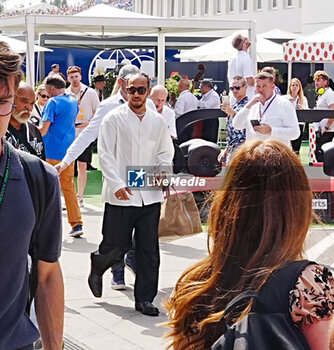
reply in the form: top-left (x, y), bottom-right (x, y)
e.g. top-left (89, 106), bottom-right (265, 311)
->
top-left (17, 149), bottom-right (47, 314)
top-left (211, 260), bottom-right (313, 350)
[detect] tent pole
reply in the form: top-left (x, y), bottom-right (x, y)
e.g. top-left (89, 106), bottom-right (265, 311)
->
top-left (288, 60), bottom-right (292, 85)
top-left (248, 21), bottom-right (257, 74)
top-left (25, 15), bottom-right (35, 87)
top-left (157, 30), bottom-right (165, 85)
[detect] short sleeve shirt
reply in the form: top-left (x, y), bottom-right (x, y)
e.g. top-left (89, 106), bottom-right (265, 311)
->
top-left (289, 264), bottom-right (334, 327)
top-left (41, 94), bottom-right (79, 160)
top-left (0, 141), bottom-right (62, 349)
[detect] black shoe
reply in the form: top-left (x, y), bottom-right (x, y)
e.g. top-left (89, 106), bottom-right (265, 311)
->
top-left (87, 163), bottom-right (97, 171)
top-left (88, 248), bottom-right (124, 298)
top-left (135, 301), bottom-right (160, 316)
top-left (88, 270), bottom-right (102, 298)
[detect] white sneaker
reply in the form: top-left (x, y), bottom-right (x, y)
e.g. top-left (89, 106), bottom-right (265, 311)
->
top-left (78, 197), bottom-right (84, 208)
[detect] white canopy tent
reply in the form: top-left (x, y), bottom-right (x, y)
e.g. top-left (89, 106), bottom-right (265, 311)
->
top-left (283, 25), bottom-right (334, 82)
top-left (257, 29), bottom-right (302, 40)
top-left (175, 31), bottom-right (283, 62)
top-left (0, 6), bottom-right (256, 87)
top-left (0, 33), bottom-right (52, 53)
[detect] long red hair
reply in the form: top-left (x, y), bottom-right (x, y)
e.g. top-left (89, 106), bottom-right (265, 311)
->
top-left (164, 140), bottom-right (313, 349)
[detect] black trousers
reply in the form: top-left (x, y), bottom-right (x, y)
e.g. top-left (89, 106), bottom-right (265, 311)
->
top-left (99, 202), bottom-right (161, 303)
top-left (316, 131), bottom-right (334, 162)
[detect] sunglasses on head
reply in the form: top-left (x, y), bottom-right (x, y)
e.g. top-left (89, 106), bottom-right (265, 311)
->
top-left (229, 85), bottom-right (244, 91)
top-left (39, 93), bottom-right (50, 99)
top-left (126, 86), bottom-right (148, 95)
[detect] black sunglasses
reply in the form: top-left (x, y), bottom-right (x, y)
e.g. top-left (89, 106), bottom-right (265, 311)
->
top-left (229, 85), bottom-right (244, 91)
top-left (39, 93), bottom-right (50, 99)
top-left (126, 86), bottom-right (148, 95)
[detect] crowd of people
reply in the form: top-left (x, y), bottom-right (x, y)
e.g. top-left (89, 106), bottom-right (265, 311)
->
top-left (0, 0), bottom-right (134, 18)
top-left (1, 30), bottom-right (334, 350)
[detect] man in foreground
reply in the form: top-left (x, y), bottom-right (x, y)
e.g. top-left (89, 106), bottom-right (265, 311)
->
top-left (0, 41), bottom-right (64, 350)
top-left (233, 72), bottom-right (300, 146)
top-left (88, 73), bottom-right (174, 316)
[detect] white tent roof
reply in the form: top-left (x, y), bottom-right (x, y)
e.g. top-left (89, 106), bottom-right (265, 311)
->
top-left (21, 2), bottom-right (58, 11)
top-left (0, 14), bottom-right (256, 86)
top-left (0, 34), bottom-right (52, 53)
top-left (258, 29), bottom-right (302, 40)
top-left (74, 4), bottom-right (160, 19)
top-left (175, 32), bottom-right (282, 62)
top-left (283, 25), bottom-right (334, 62)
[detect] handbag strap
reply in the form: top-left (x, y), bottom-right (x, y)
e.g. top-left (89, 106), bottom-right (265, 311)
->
top-left (255, 260), bottom-right (314, 314)
top-left (222, 260), bottom-right (315, 319)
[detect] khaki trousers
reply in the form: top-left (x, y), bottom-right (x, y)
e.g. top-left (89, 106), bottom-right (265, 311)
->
top-left (47, 159), bottom-right (83, 228)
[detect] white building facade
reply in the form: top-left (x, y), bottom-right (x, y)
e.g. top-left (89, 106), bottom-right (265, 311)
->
top-left (134, 0), bottom-right (334, 35)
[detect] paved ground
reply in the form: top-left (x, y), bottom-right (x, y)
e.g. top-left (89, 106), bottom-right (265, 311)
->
top-left (60, 202), bottom-right (334, 350)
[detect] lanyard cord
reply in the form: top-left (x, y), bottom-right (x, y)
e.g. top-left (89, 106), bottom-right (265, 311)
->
top-left (0, 146), bottom-right (11, 208)
top-left (259, 94), bottom-right (276, 120)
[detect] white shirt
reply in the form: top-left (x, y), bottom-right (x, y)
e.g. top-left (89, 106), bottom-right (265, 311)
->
top-left (62, 91), bottom-right (156, 165)
top-left (228, 50), bottom-right (255, 101)
top-left (174, 90), bottom-right (198, 118)
top-left (66, 83), bottom-right (100, 136)
top-left (198, 89), bottom-right (221, 109)
top-left (233, 93), bottom-right (300, 146)
top-left (98, 103), bottom-right (174, 207)
top-left (284, 95), bottom-right (309, 110)
top-left (161, 105), bottom-right (177, 138)
top-left (316, 88), bottom-right (334, 131)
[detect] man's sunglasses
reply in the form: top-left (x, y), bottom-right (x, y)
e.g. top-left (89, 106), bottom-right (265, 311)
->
top-left (229, 85), bottom-right (244, 91)
top-left (39, 93), bottom-right (50, 99)
top-left (126, 86), bottom-right (148, 95)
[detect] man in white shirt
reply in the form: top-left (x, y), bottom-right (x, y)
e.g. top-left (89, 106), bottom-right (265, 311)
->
top-left (233, 72), bottom-right (300, 146)
top-left (314, 70), bottom-right (334, 162)
top-left (65, 65), bottom-right (100, 207)
top-left (56, 65), bottom-right (155, 174)
top-left (197, 79), bottom-right (221, 141)
top-left (88, 73), bottom-right (174, 316)
top-left (228, 34), bottom-right (255, 102)
top-left (174, 78), bottom-right (198, 118)
top-left (198, 79), bottom-right (220, 109)
top-left (150, 84), bottom-right (177, 138)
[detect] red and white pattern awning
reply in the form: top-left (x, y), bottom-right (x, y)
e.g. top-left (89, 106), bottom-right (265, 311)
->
top-left (283, 41), bottom-right (334, 62)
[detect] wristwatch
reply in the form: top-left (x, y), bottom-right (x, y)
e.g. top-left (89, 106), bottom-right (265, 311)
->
top-left (325, 126), bottom-right (330, 131)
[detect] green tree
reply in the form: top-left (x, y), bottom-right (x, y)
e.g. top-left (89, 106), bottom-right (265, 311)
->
top-left (61, 0), bottom-right (67, 6)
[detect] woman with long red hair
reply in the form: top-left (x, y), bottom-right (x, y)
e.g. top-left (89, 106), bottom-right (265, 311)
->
top-left (165, 140), bottom-right (334, 350)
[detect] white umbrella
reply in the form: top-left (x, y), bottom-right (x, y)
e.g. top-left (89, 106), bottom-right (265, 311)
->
top-left (175, 33), bottom-right (283, 62)
top-left (0, 34), bottom-right (52, 53)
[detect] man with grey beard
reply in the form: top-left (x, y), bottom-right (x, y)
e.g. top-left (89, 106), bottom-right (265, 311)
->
top-left (5, 81), bottom-right (45, 160)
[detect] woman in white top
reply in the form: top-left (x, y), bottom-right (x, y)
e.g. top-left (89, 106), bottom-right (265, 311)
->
top-left (285, 78), bottom-right (309, 154)
top-left (30, 84), bottom-right (50, 126)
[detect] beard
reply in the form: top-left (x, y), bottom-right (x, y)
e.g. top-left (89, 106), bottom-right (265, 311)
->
top-left (12, 109), bottom-right (31, 124)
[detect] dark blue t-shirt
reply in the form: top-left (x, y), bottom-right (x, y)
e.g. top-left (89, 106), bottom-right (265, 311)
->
top-left (0, 141), bottom-right (62, 349)
top-left (41, 94), bottom-right (79, 161)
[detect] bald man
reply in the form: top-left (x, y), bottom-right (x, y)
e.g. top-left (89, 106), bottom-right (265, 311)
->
top-left (174, 78), bottom-right (198, 118)
top-left (5, 81), bottom-right (45, 159)
top-left (150, 85), bottom-right (177, 138)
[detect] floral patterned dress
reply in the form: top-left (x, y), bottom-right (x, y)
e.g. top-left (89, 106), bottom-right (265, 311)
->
top-left (289, 264), bottom-right (334, 327)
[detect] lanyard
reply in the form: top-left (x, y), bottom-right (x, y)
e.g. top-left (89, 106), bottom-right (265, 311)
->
top-left (259, 94), bottom-right (276, 120)
top-left (0, 146), bottom-right (12, 209)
